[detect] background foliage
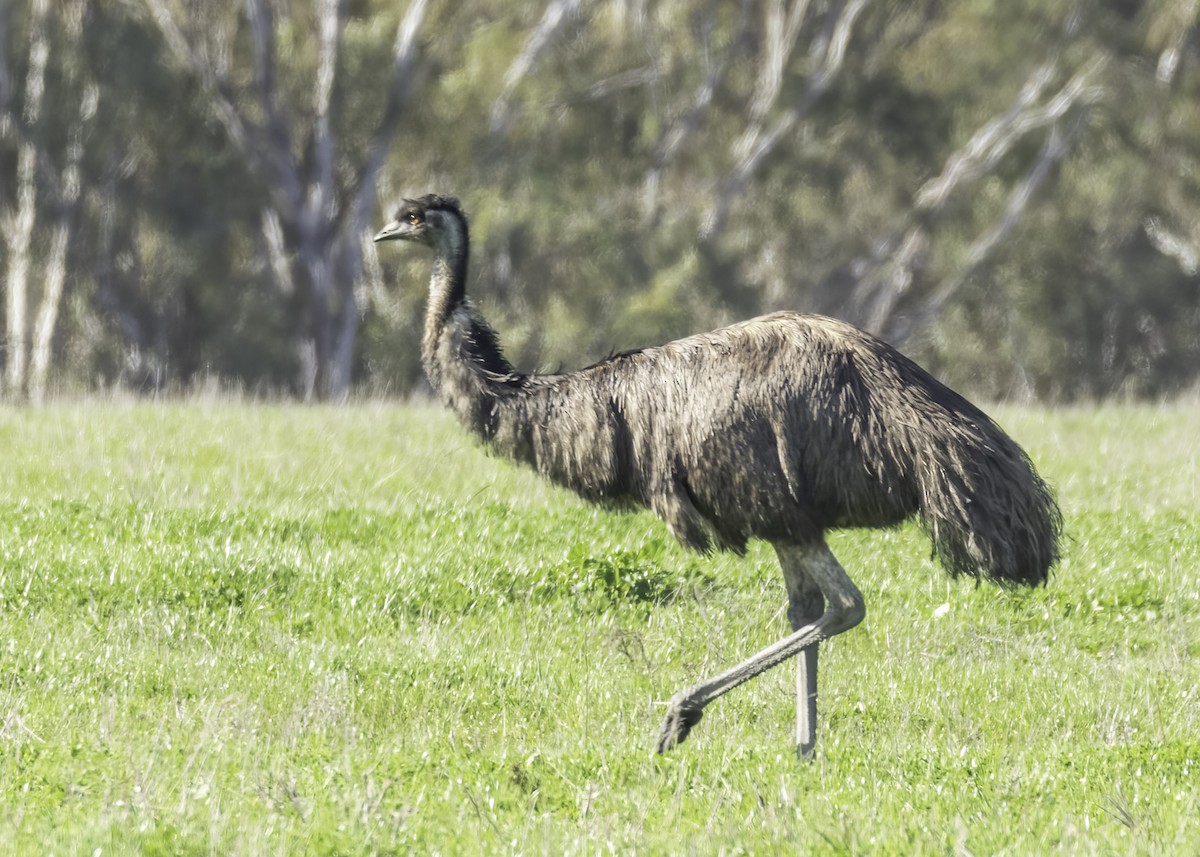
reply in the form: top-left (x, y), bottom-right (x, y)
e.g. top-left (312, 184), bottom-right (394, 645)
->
top-left (2, 0), bottom-right (1199, 401)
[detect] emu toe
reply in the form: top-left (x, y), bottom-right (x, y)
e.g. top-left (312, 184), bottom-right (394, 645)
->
top-left (655, 696), bottom-right (704, 753)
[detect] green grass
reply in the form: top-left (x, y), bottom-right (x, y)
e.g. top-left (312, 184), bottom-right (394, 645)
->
top-left (0, 401), bottom-right (1197, 854)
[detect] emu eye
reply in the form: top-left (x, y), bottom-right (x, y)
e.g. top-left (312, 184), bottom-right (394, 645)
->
top-left (407, 212), bottom-right (422, 225)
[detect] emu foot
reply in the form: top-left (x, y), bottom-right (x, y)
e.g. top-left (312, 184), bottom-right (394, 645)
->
top-left (655, 692), bottom-right (704, 753)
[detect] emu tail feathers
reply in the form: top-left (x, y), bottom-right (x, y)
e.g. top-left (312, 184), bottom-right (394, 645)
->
top-left (914, 414), bottom-right (1062, 587)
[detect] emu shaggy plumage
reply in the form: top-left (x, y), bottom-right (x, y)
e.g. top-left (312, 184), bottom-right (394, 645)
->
top-left (375, 194), bottom-right (1062, 756)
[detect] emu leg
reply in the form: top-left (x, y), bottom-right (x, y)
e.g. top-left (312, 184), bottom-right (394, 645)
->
top-left (780, 544), bottom-right (826, 760)
top-left (655, 541), bottom-right (863, 754)
top-left (796, 646), bottom-right (818, 758)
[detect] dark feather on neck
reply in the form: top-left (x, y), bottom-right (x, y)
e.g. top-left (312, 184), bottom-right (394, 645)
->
top-left (459, 303), bottom-right (521, 386)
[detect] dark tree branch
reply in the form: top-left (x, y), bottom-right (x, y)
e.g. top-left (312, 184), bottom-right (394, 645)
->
top-left (0, 3), bottom-right (13, 116)
top-left (140, 0), bottom-right (303, 217)
top-left (245, 0), bottom-right (297, 205)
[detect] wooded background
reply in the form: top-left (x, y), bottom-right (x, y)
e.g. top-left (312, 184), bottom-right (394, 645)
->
top-left (1, 0), bottom-right (1198, 402)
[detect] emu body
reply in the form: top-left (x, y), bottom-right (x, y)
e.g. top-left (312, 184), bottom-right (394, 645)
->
top-left (375, 194), bottom-right (1061, 756)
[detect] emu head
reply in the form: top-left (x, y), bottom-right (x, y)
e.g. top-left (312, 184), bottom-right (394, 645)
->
top-left (374, 194), bottom-right (467, 252)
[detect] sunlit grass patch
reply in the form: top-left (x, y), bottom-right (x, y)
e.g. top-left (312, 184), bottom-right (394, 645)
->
top-left (0, 401), bottom-right (1196, 854)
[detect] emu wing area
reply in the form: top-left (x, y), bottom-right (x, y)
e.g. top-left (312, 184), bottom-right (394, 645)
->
top-left (523, 312), bottom-right (943, 554)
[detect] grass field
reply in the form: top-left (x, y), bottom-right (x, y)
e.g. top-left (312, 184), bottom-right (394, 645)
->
top-left (0, 401), bottom-right (1197, 855)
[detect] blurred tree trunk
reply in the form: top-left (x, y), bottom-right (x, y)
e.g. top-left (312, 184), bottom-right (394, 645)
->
top-left (140, 0), bottom-right (427, 401)
top-left (0, 0), bottom-right (50, 399)
top-left (1, 0), bottom-right (91, 402)
top-left (30, 82), bottom-right (96, 404)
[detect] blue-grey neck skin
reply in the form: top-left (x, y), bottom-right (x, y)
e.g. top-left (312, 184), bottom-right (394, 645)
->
top-left (421, 209), bottom-right (470, 358)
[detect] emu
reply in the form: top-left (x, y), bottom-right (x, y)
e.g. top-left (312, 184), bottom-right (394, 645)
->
top-left (374, 194), bottom-right (1061, 757)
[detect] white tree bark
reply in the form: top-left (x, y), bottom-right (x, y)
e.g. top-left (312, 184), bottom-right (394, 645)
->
top-left (852, 55), bottom-right (1105, 339)
top-left (701, 0), bottom-right (870, 240)
top-left (640, 0), bottom-right (754, 224)
top-left (25, 0), bottom-right (92, 404)
top-left (3, 0), bottom-right (50, 399)
top-left (1152, 0), bottom-right (1198, 87)
top-left (489, 0), bottom-right (585, 134)
top-left (29, 82), bottom-right (97, 405)
top-left (888, 117), bottom-right (1085, 345)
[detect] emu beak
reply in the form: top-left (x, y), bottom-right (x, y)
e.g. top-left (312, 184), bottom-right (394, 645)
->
top-left (373, 221), bottom-right (402, 243)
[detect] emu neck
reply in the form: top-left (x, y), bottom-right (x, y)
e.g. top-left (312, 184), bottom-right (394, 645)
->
top-left (422, 233), bottom-right (470, 343)
top-left (420, 241), bottom-right (519, 437)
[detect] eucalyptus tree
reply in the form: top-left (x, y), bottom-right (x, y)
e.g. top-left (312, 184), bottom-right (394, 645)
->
top-left (136, 0), bottom-right (428, 399)
top-left (0, 0), bottom-right (95, 402)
